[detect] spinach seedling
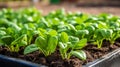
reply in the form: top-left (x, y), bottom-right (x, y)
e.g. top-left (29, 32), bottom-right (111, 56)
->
top-left (35, 29), bottom-right (58, 56)
top-left (59, 32), bottom-right (87, 60)
top-left (109, 28), bottom-right (120, 44)
top-left (0, 26), bottom-right (27, 52)
top-left (93, 29), bottom-right (113, 48)
top-left (24, 29), bottom-right (58, 55)
top-left (76, 29), bottom-right (89, 39)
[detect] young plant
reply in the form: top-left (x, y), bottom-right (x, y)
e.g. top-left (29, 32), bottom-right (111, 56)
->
top-left (109, 28), bottom-right (120, 44)
top-left (0, 26), bottom-right (27, 52)
top-left (1, 34), bottom-right (27, 52)
top-left (59, 32), bottom-right (87, 60)
top-left (85, 25), bottom-right (95, 41)
top-left (20, 24), bottom-right (39, 44)
top-left (10, 34), bottom-right (27, 52)
top-left (76, 29), bottom-right (89, 39)
top-left (24, 44), bottom-right (39, 55)
top-left (24, 29), bottom-right (58, 56)
top-left (93, 29), bottom-right (113, 48)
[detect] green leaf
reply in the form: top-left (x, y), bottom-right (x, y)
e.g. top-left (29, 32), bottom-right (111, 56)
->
top-left (59, 42), bottom-right (67, 49)
top-left (35, 36), bottom-right (47, 50)
top-left (74, 38), bottom-right (87, 49)
top-left (68, 24), bottom-right (77, 31)
top-left (100, 29), bottom-right (107, 37)
top-left (98, 22), bottom-right (108, 29)
top-left (19, 40), bottom-right (27, 46)
top-left (69, 36), bottom-right (79, 44)
top-left (70, 50), bottom-right (86, 60)
top-left (96, 29), bottom-right (113, 39)
top-left (95, 29), bottom-right (104, 40)
top-left (38, 28), bottom-right (47, 37)
top-left (11, 34), bottom-right (27, 45)
top-left (41, 17), bottom-right (49, 27)
top-left (92, 23), bottom-right (98, 29)
top-left (106, 29), bottom-right (113, 38)
top-left (0, 30), bottom-right (6, 37)
top-left (47, 36), bottom-right (58, 53)
top-left (60, 32), bottom-right (69, 43)
top-left (52, 18), bottom-right (59, 25)
top-left (24, 44), bottom-right (39, 55)
top-left (1, 35), bottom-right (13, 45)
top-left (49, 30), bottom-right (57, 36)
top-left (86, 26), bottom-right (95, 33)
top-left (75, 14), bottom-right (88, 24)
top-left (76, 30), bottom-right (89, 38)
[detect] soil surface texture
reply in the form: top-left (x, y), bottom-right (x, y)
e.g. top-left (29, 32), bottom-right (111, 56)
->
top-left (0, 40), bottom-right (120, 67)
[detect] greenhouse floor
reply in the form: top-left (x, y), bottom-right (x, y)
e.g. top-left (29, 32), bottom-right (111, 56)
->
top-left (35, 3), bottom-right (120, 16)
top-left (0, 2), bottom-right (120, 16)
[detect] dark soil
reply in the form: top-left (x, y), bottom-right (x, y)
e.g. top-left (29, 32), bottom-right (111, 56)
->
top-left (0, 40), bottom-right (120, 67)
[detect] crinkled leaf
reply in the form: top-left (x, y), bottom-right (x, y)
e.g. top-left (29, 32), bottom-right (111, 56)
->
top-left (60, 32), bottom-right (69, 43)
top-left (86, 26), bottom-right (95, 33)
top-left (76, 30), bottom-right (89, 35)
top-left (69, 36), bottom-right (79, 44)
top-left (47, 36), bottom-right (58, 53)
top-left (59, 42), bottom-right (67, 49)
top-left (19, 40), bottom-right (27, 46)
top-left (70, 50), bottom-right (86, 60)
top-left (38, 28), bottom-right (47, 37)
top-left (52, 18), bottom-right (59, 25)
top-left (1, 35), bottom-right (13, 45)
top-left (92, 23), bottom-right (98, 29)
top-left (68, 24), bottom-right (77, 31)
top-left (24, 44), bottom-right (39, 55)
top-left (0, 30), bottom-right (6, 37)
top-left (49, 30), bottom-right (57, 36)
top-left (74, 38), bottom-right (87, 49)
top-left (98, 22), bottom-right (108, 29)
top-left (95, 29), bottom-right (104, 40)
top-left (11, 34), bottom-right (27, 45)
top-left (35, 36), bottom-right (47, 50)
top-left (106, 29), bottom-right (113, 38)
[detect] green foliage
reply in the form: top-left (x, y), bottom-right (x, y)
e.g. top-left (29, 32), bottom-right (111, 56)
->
top-left (35, 30), bottom-right (58, 56)
top-left (0, 8), bottom-right (120, 61)
top-left (24, 44), bottom-right (39, 55)
top-left (59, 32), bottom-right (87, 60)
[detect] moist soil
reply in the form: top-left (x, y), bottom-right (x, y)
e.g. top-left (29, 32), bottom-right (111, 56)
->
top-left (0, 40), bottom-right (120, 67)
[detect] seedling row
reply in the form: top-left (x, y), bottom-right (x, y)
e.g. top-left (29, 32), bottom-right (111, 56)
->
top-left (0, 8), bottom-right (120, 62)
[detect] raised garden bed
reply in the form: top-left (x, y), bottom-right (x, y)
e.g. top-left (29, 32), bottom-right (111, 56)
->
top-left (0, 8), bottom-right (120, 67)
